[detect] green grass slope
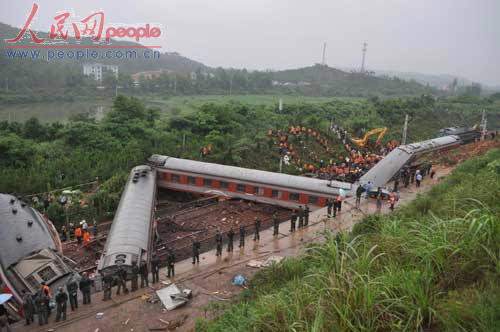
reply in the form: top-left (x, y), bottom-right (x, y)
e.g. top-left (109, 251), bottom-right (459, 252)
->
top-left (196, 147), bottom-right (500, 332)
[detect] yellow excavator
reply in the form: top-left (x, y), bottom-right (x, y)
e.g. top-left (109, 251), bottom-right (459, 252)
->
top-left (352, 127), bottom-right (387, 148)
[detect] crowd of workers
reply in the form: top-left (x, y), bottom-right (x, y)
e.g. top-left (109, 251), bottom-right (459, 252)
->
top-left (59, 219), bottom-right (98, 246)
top-left (269, 124), bottom-right (399, 183)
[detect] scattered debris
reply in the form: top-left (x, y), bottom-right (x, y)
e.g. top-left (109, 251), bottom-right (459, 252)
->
top-left (233, 275), bottom-right (245, 286)
top-left (182, 289), bottom-right (193, 299)
top-left (263, 255), bottom-right (284, 267)
top-left (247, 259), bottom-right (264, 268)
top-left (246, 255), bottom-right (284, 269)
top-left (124, 318), bottom-right (130, 325)
top-left (159, 318), bottom-right (170, 325)
top-left (156, 284), bottom-right (191, 310)
top-left (96, 312), bottom-right (104, 320)
top-left (167, 315), bottom-right (188, 331)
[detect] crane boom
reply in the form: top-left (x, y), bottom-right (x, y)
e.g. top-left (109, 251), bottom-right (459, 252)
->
top-left (352, 127), bottom-right (387, 148)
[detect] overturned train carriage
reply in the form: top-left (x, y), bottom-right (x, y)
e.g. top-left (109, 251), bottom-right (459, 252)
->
top-left (358, 135), bottom-right (462, 189)
top-left (0, 193), bottom-right (74, 315)
top-left (98, 165), bottom-right (157, 274)
top-left (148, 155), bottom-right (351, 210)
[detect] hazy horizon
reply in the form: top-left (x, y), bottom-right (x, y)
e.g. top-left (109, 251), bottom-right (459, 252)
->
top-left (1, 0), bottom-right (499, 86)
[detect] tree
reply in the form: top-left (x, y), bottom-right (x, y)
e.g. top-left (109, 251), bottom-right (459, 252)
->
top-left (105, 95), bottom-right (146, 123)
top-left (23, 117), bottom-right (45, 140)
top-left (463, 83), bottom-right (482, 97)
top-left (102, 71), bottom-right (118, 89)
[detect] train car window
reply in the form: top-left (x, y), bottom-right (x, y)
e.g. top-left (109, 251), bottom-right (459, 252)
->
top-left (308, 196), bottom-right (319, 204)
top-left (236, 184), bottom-right (246, 192)
top-left (203, 179), bottom-right (213, 187)
top-left (37, 266), bottom-right (57, 282)
top-left (289, 193), bottom-right (300, 201)
top-left (219, 181), bottom-right (229, 189)
top-left (187, 176), bottom-right (196, 184)
top-left (172, 174), bottom-right (180, 182)
top-left (253, 187), bottom-right (264, 195)
top-left (271, 190), bottom-right (282, 198)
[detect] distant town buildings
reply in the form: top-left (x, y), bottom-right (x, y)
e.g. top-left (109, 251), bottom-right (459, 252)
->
top-left (83, 63), bottom-right (119, 81)
top-left (130, 69), bottom-right (174, 86)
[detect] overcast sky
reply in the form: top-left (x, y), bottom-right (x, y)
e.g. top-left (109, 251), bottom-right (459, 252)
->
top-left (1, 0), bottom-right (499, 86)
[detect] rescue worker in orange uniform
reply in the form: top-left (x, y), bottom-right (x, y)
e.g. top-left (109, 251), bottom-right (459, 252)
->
top-left (83, 231), bottom-right (90, 246)
top-left (336, 194), bottom-right (343, 212)
top-left (389, 193), bottom-right (396, 211)
top-left (75, 227), bottom-right (83, 245)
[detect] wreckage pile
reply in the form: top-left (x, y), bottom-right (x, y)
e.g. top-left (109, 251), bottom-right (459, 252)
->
top-left (436, 139), bottom-right (500, 166)
top-left (156, 199), bottom-right (292, 262)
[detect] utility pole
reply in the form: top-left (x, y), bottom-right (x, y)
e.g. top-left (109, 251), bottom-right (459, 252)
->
top-left (360, 42), bottom-right (367, 73)
top-left (278, 98), bottom-right (283, 112)
top-left (321, 42), bottom-right (327, 65)
top-left (402, 114), bottom-right (409, 145)
top-left (480, 109), bottom-right (487, 141)
top-left (229, 75), bottom-right (233, 96)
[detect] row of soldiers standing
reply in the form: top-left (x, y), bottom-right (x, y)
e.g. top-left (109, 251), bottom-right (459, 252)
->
top-left (101, 256), bottom-right (164, 301)
top-left (22, 273), bottom-right (92, 326)
top-left (208, 207), bottom-right (312, 259)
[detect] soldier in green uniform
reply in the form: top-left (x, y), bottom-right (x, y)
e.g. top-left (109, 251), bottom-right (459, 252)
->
top-left (131, 264), bottom-right (139, 291)
top-left (215, 229), bottom-right (223, 256)
top-left (304, 205), bottom-right (310, 226)
top-left (192, 240), bottom-right (201, 264)
top-left (151, 254), bottom-right (160, 283)
top-left (239, 225), bottom-right (246, 248)
top-left (167, 251), bottom-right (175, 278)
top-left (102, 272), bottom-right (113, 301)
top-left (327, 198), bottom-right (333, 217)
top-left (290, 210), bottom-right (297, 232)
top-left (66, 274), bottom-right (78, 311)
top-left (298, 206), bottom-right (304, 228)
top-left (116, 267), bottom-right (128, 295)
top-left (273, 212), bottom-right (280, 236)
top-left (139, 260), bottom-right (149, 288)
top-left (227, 228), bottom-right (235, 252)
top-left (21, 290), bottom-right (34, 325)
top-left (253, 217), bottom-right (261, 241)
top-left (55, 287), bottom-right (68, 322)
top-left (35, 291), bottom-right (48, 326)
top-left (79, 272), bottom-right (91, 304)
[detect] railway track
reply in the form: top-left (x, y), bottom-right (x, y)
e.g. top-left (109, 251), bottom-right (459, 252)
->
top-left (63, 197), bottom-right (291, 273)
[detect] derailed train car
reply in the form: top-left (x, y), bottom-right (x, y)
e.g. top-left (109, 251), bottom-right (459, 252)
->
top-left (0, 193), bottom-right (75, 316)
top-left (97, 165), bottom-right (157, 275)
top-left (148, 155), bottom-right (351, 210)
top-left (359, 135), bottom-right (462, 188)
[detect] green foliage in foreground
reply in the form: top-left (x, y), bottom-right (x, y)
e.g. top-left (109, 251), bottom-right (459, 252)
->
top-left (196, 148), bottom-right (500, 332)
